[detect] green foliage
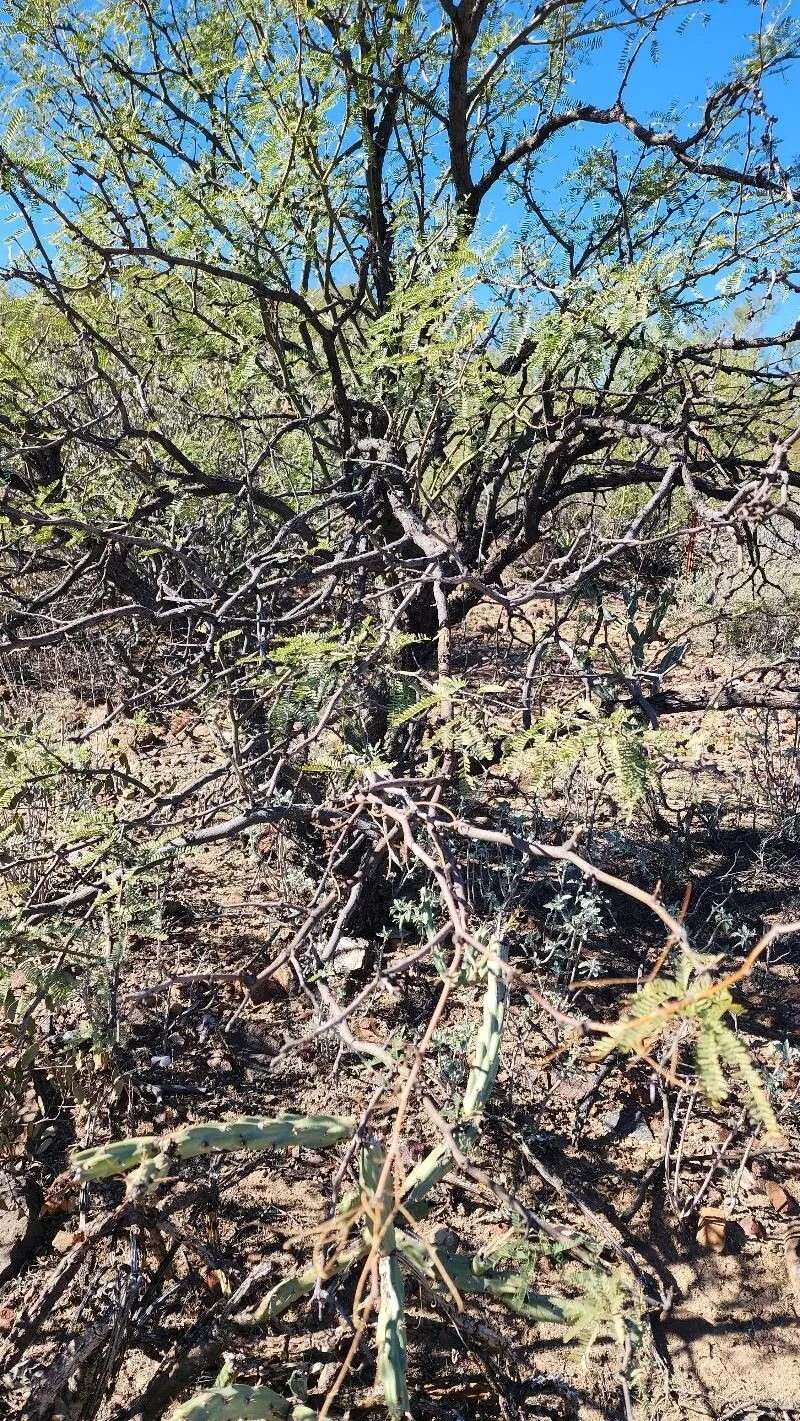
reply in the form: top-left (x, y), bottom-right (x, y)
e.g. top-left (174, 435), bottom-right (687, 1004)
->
top-left (538, 868), bottom-right (606, 982)
top-left (0, 2), bottom-right (797, 1412)
top-left (723, 592), bottom-right (800, 654)
top-left (399, 1142), bottom-right (452, 1211)
top-left (248, 1238), bottom-right (370, 1324)
top-left (360, 1139), bottom-right (396, 1253)
top-left (362, 237), bottom-right (482, 390)
top-left (390, 886), bottom-right (439, 943)
top-left (0, 718), bottom-right (117, 911)
top-left (396, 1231), bottom-right (567, 1324)
top-left (501, 706), bottom-right (657, 820)
top-left (562, 1267), bottom-right (641, 1367)
top-left (270, 631), bottom-right (355, 674)
top-left (617, 586), bottom-right (686, 677)
top-left (600, 956), bottom-right (779, 1136)
top-left (386, 680), bottom-right (441, 731)
top-left (527, 253), bottom-right (681, 386)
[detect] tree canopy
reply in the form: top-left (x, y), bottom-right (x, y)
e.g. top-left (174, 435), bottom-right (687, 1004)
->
top-left (1, 1), bottom-right (798, 662)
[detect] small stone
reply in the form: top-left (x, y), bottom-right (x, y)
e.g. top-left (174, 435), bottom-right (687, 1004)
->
top-left (331, 938), bottom-right (368, 976)
top-left (433, 1227), bottom-right (460, 1251)
top-left (740, 1214), bottom-right (765, 1240)
top-left (52, 1228), bottom-right (85, 1253)
top-left (0, 1171), bottom-right (43, 1283)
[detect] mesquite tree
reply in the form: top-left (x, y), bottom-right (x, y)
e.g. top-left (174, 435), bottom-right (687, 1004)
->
top-left (0, 0), bottom-right (797, 901)
top-left (0, 0), bottom-right (797, 892)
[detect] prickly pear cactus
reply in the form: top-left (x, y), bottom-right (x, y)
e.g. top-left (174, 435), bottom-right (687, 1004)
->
top-left (171, 1382), bottom-right (317, 1420)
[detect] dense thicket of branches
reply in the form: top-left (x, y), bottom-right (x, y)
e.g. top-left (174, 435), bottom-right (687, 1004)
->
top-left (1, 0), bottom-right (798, 665)
top-left (0, 0), bottom-right (797, 903)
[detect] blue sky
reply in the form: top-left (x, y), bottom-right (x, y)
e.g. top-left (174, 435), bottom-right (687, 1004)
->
top-left (472, 0), bottom-right (800, 332)
top-left (504, 0), bottom-right (799, 186)
top-left (582, 0), bottom-right (798, 127)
